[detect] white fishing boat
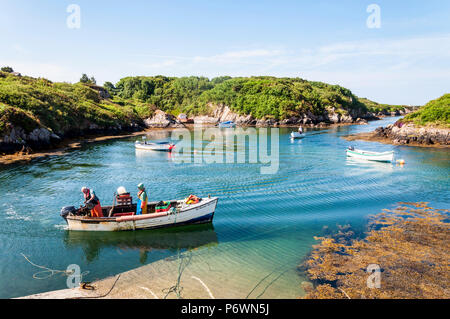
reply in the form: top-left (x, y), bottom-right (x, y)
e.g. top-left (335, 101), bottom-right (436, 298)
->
top-left (61, 196), bottom-right (218, 232)
top-left (135, 140), bottom-right (175, 152)
top-left (290, 132), bottom-right (305, 139)
top-left (346, 148), bottom-right (394, 162)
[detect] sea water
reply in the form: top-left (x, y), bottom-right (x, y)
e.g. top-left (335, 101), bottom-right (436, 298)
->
top-left (0, 117), bottom-right (448, 298)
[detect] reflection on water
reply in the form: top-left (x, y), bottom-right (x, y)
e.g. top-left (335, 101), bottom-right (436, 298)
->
top-left (63, 224), bottom-right (218, 263)
top-left (135, 148), bottom-right (174, 161)
top-left (345, 157), bottom-right (394, 172)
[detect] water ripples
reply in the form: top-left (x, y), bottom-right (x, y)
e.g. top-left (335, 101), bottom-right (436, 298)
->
top-left (0, 120), bottom-right (448, 298)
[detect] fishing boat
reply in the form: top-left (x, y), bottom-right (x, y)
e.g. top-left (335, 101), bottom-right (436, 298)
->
top-left (218, 121), bottom-right (236, 128)
top-left (135, 140), bottom-right (175, 152)
top-left (346, 148), bottom-right (394, 162)
top-left (290, 132), bottom-right (305, 139)
top-left (60, 195), bottom-right (218, 232)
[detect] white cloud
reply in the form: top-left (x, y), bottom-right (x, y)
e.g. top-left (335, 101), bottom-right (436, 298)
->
top-left (3, 35), bottom-right (449, 105)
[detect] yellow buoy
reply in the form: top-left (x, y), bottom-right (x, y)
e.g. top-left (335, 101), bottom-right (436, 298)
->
top-left (396, 159), bottom-right (405, 165)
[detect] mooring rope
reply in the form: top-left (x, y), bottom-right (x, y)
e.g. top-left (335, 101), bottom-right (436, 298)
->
top-left (162, 251), bottom-right (192, 299)
top-left (21, 253), bottom-right (89, 280)
top-left (245, 259), bottom-right (292, 299)
top-left (22, 253), bottom-right (122, 299)
top-left (68, 274), bottom-right (121, 299)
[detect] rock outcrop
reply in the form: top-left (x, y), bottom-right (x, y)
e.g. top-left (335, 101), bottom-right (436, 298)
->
top-left (0, 121), bottom-right (143, 155)
top-left (0, 127), bottom-right (61, 154)
top-left (211, 104), bottom-right (256, 125)
top-left (374, 122), bottom-right (449, 146)
top-left (196, 103), bottom-right (377, 127)
top-left (193, 115), bottom-right (219, 125)
top-left (144, 110), bottom-right (185, 128)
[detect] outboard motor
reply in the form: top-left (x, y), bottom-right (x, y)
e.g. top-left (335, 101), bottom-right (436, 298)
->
top-left (60, 206), bottom-right (76, 219)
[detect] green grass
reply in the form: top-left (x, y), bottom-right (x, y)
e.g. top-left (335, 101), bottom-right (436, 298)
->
top-left (0, 72), bottom-right (146, 136)
top-left (402, 94), bottom-right (450, 127)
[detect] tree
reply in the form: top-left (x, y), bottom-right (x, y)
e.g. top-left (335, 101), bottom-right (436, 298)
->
top-left (103, 81), bottom-right (117, 95)
top-left (1, 66), bottom-right (14, 73)
top-left (80, 74), bottom-right (90, 83)
top-left (79, 74), bottom-right (97, 85)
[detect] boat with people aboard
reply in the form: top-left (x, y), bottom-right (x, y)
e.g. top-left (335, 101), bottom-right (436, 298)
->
top-left (346, 147), bottom-right (394, 162)
top-left (218, 121), bottom-right (236, 128)
top-left (290, 132), bottom-right (305, 139)
top-left (61, 187), bottom-right (218, 231)
top-left (291, 126), bottom-right (305, 139)
top-left (134, 137), bottom-right (175, 152)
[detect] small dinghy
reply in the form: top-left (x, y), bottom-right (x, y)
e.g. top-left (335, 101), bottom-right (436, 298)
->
top-left (61, 195), bottom-right (218, 232)
top-left (346, 147), bottom-right (394, 162)
top-left (290, 132), bottom-right (305, 139)
top-left (135, 140), bottom-right (175, 152)
top-left (218, 121), bottom-right (236, 128)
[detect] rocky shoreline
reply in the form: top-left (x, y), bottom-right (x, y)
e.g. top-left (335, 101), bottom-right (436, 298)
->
top-left (191, 103), bottom-right (387, 127)
top-left (0, 130), bottom-right (150, 166)
top-left (345, 122), bottom-right (449, 148)
top-left (1, 104), bottom-right (413, 165)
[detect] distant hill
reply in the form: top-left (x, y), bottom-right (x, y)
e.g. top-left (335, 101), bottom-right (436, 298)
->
top-left (0, 71), bottom-right (412, 153)
top-left (111, 75), bottom-right (406, 119)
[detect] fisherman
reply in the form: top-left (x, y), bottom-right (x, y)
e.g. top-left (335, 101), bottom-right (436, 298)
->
top-left (136, 183), bottom-right (148, 215)
top-left (298, 126), bottom-right (303, 134)
top-left (81, 187), bottom-right (103, 217)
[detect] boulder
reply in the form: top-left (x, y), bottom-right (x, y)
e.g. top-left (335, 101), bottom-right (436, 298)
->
top-left (144, 110), bottom-right (184, 128)
top-left (210, 103), bottom-right (255, 125)
top-left (0, 126), bottom-right (62, 153)
top-left (256, 118), bottom-right (277, 127)
top-left (329, 113), bottom-right (341, 124)
top-left (193, 116), bottom-right (219, 125)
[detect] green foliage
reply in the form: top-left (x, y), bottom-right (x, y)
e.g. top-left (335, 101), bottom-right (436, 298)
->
top-left (403, 94), bottom-right (450, 127)
top-left (103, 81), bottom-right (118, 96)
top-left (0, 104), bottom-right (40, 135)
top-left (114, 76), bottom-right (214, 115)
top-left (358, 97), bottom-right (407, 113)
top-left (0, 72), bottom-right (141, 136)
top-left (1, 66), bottom-right (14, 73)
top-left (112, 75), bottom-right (375, 119)
top-left (198, 77), bottom-right (366, 119)
top-left (79, 74), bottom-right (96, 85)
top-left (0, 71), bottom-right (412, 141)
top-left (80, 74), bottom-right (90, 83)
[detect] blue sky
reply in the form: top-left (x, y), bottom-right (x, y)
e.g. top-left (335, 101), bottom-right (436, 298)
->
top-left (0, 0), bottom-right (449, 105)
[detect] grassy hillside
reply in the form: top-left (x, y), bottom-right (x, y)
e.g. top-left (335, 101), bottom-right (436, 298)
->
top-left (108, 75), bottom-right (402, 120)
top-left (358, 97), bottom-right (408, 114)
top-left (402, 94), bottom-right (450, 127)
top-left (0, 72), bottom-right (409, 141)
top-left (197, 77), bottom-right (368, 119)
top-left (0, 72), bottom-right (147, 136)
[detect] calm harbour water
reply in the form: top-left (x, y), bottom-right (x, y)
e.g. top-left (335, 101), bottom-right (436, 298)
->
top-left (0, 116), bottom-right (449, 298)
